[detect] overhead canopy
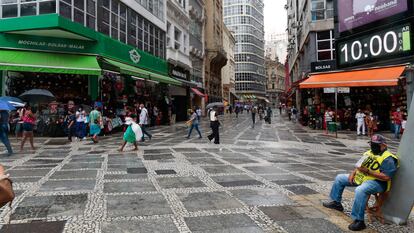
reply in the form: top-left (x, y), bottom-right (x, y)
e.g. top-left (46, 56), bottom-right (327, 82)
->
top-left (300, 65), bottom-right (406, 89)
top-left (0, 49), bottom-right (101, 75)
top-left (191, 88), bottom-right (205, 97)
top-left (100, 58), bottom-right (181, 86)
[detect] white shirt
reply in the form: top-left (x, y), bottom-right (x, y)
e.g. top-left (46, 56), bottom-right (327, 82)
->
top-left (196, 109), bottom-right (202, 117)
top-left (355, 112), bottom-right (365, 123)
top-left (209, 110), bottom-right (217, 121)
top-left (76, 111), bottom-right (86, 123)
top-left (139, 108), bottom-right (149, 125)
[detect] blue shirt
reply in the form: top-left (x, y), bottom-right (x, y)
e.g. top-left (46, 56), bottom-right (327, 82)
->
top-left (377, 156), bottom-right (398, 190)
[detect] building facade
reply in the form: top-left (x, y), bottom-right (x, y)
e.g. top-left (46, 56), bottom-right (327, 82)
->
top-left (265, 56), bottom-right (285, 107)
top-left (166, 0), bottom-right (192, 122)
top-left (286, 0), bottom-right (334, 108)
top-left (221, 25), bottom-right (236, 106)
top-left (265, 33), bottom-right (288, 63)
top-left (204, 0), bottom-right (227, 103)
top-left (223, 0), bottom-right (266, 101)
top-left (0, 0), bottom-right (184, 126)
top-left (188, 0), bottom-right (205, 109)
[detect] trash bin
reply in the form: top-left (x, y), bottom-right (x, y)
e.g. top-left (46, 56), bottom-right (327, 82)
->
top-left (328, 122), bottom-right (337, 132)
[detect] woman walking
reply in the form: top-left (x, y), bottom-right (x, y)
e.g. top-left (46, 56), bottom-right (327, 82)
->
top-left (20, 105), bottom-right (36, 151)
top-left (75, 107), bottom-right (87, 140)
top-left (186, 109), bottom-right (202, 139)
top-left (89, 106), bottom-right (102, 143)
top-left (118, 117), bottom-right (139, 152)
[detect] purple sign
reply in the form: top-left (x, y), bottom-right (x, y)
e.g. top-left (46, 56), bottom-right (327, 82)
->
top-left (338, 0), bottom-right (408, 32)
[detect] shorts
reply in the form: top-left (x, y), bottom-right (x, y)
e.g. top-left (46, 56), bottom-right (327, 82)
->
top-left (23, 122), bottom-right (33, 132)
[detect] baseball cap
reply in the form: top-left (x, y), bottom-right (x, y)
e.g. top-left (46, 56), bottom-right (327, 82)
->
top-left (370, 134), bottom-right (386, 144)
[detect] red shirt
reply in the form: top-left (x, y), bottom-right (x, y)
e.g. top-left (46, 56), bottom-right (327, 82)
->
top-left (393, 112), bottom-right (402, 125)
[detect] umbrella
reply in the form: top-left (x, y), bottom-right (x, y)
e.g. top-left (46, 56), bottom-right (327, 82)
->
top-left (206, 102), bottom-right (225, 109)
top-left (0, 100), bottom-right (16, 111)
top-left (0, 96), bottom-right (25, 107)
top-left (19, 89), bottom-right (55, 103)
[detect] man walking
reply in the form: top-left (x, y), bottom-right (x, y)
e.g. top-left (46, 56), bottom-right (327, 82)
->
top-left (392, 108), bottom-right (403, 139)
top-left (139, 104), bottom-right (152, 141)
top-left (323, 135), bottom-right (398, 231)
top-left (291, 106), bottom-right (298, 123)
top-left (251, 106), bottom-right (257, 128)
top-left (207, 106), bottom-right (220, 144)
top-left (355, 109), bottom-right (366, 136)
top-left (0, 110), bottom-right (13, 156)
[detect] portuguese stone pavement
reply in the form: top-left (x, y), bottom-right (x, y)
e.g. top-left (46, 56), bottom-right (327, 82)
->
top-left (0, 113), bottom-right (412, 233)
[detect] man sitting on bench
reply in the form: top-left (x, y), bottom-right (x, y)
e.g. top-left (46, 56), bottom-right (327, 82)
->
top-left (323, 134), bottom-right (399, 231)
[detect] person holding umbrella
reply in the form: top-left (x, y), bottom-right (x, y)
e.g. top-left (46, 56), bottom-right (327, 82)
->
top-left (20, 105), bottom-right (36, 152)
top-left (0, 101), bottom-right (15, 156)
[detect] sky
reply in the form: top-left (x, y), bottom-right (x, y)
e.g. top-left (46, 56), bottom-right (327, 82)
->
top-left (263, 0), bottom-right (287, 38)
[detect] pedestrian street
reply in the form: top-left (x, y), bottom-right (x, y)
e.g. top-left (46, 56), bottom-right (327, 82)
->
top-left (0, 113), bottom-right (412, 233)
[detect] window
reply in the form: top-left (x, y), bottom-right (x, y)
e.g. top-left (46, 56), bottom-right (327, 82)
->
top-left (59, 0), bottom-right (96, 30)
top-left (1, 0), bottom-right (57, 18)
top-left (311, 0), bottom-right (333, 21)
top-left (174, 28), bottom-right (181, 50)
top-left (316, 30), bottom-right (335, 61)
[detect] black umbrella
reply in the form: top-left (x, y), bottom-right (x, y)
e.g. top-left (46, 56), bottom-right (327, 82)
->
top-left (206, 102), bottom-right (224, 109)
top-left (19, 89), bottom-right (55, 103)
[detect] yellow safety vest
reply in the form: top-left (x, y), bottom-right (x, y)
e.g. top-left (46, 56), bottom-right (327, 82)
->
top-left (354, 150), bottom-right (399, 192)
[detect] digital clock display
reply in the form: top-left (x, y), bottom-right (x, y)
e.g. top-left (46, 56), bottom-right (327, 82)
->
top-left (337, 24), bottom-right (412, 68)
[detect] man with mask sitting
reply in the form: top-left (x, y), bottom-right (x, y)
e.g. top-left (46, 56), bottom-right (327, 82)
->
top-left (323, 134), bottom-right (399, 231)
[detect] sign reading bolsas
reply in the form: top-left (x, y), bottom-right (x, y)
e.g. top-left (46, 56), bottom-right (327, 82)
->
top-left (337, 23), bottom-right (412, 68)
top-left (324, 87), bottom-right (350, 94)
top-left (311, 60), bottom-right (337, 73)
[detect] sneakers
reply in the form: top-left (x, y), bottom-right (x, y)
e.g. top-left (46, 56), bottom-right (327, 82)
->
top-left (348, 220), bottom-right (366, 231)
top-left (322, 200), bottom-right (344, 212)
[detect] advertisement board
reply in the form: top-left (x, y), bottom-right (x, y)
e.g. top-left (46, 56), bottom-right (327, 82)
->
top-left (337, 0), bottom-right (408, 33)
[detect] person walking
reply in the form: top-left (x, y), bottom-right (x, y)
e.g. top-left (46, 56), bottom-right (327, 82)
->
top-left (251, 106), bottom-right (257, 128)
top-left (152, 106), bottom-right (159, 126)
top-left (355, 109), bottom-right (366, 136)
top-left (265, 107), bottom-right (272, 124)
top-left (392, 108), bottom-right (403, 139)
top-left (75, 107), bottom-right (87, 140)
top-left (139, 103), bottom-right (152, 141)
top-left (235, 106), bottom-right (239, 118)
top-left (0, 110), bottom-right (13, 156)
top-left (186, 109), bottom-right (202, 139)
top-left (291, 106), bottom-right (298, 123)
top-left (323, 135), bottom-right (398, 231)
top-left (279, 103), bottom-right (282, 115)
top-left (20, 105), bottom-right (36, 151)
top-left (196, 107), bottom-right (202, 121)
top-left (365, 112), bottom-right (377, 138)
top-left (15, 107), bottom-right (25, 138)
top-left (66, 110), bottom-right (76, 142)
top-left (89, 105), bottom-right (102, 143)
top-left (207, 106), bottom-right (220, 144)
top-left (118, 117), bottom-right (139, 152)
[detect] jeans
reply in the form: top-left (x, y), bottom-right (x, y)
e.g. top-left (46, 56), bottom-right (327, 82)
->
top-left (75, 122), bottom-right (86, 138)
top-left (394, 124), bottom-right (401, 139)
top-left (329, 174), bottom-right (385, 221)
top-left (187, 123), bottom-right (202, 138)
top-left (357, 121), bottom-right (365, 135)
top-left (0, 123), bottom-right (12, 154)
top-left (141, 124), bottom-right (152, 140)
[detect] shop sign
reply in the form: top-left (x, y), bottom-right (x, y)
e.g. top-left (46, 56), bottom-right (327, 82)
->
top-left (129, 49), bottom-right (141, 64)
top-left (324, 87), bottom-right (350, 93)
top-left (337, 0), bottom-right (407, 33)
top-left (170, 65), bottom-right (189, 81)
top-left (0, 33), bottom-right (96, 54)
top-left (311, 60), bottom-right (336, 73)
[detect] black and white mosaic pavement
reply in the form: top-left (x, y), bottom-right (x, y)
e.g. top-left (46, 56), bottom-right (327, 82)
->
top-left (0, 113), bottom-right (412, 233)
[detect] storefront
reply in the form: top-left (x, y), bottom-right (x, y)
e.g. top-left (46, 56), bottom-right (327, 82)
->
top-left (299, 65), bottom-right (409, 131)
top-left (168, 64), bottom-right (193, 122)
top-left (0, 14), bottom-right (181, 134)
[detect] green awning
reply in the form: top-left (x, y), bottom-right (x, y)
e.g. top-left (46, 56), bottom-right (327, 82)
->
top-left (101, 58), bottom-right (181, 86)
top-left (0, 49), bottom-right (101, 75)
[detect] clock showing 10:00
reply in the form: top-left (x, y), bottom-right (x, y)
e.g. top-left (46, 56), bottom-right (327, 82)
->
top-left (337, 23), bottom-right (412, 67)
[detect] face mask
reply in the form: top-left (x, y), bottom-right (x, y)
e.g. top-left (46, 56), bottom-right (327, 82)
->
top-left (370, 143), bottom-right (382, 155)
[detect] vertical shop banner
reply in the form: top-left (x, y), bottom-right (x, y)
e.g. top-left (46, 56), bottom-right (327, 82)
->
top-left (338, 0), bottom-right (408, 33)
